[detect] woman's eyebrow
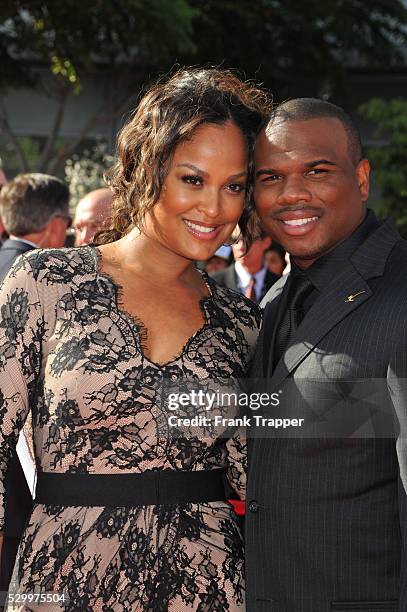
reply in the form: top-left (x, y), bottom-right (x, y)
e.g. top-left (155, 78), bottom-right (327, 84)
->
top-left (176, 163), bottom-right (208, 176)
top-left (176, 164), bottom-right (247, 180)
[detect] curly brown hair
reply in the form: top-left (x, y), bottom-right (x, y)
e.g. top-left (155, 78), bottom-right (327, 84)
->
top-left (95, 67), bottom-right (272, 245)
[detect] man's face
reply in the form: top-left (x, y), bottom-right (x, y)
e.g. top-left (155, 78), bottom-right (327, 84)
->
top-left (74, 191), bottom-right (113, 246)
top-left (232, 236), bottom-right (271, 269)
top-left (254, 118), bottom-right (370, 268)
top-left (0, 169), bottom-right (6, 236)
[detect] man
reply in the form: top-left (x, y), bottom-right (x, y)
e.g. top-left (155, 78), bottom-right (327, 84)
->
top-left (211, 234), bottom-right (279, 302)
top-left (263, 244), bottom-right (286, 277)
top-left (0, 168), bottom-right (7, 245)
top-left (246, 98), bottom-right (407, 610)
top-left (0, 173), bottom-right (70, 593)
top-left (73, 187), bottom-right (113, 245)
top-left (204, 245), bottom-right (231, 274)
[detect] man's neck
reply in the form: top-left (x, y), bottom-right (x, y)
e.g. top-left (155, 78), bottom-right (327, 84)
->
top-left (236, 260), bottom-right (263, 276)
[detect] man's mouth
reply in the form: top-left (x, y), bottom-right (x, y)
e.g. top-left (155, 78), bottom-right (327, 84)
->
top-left (275, 213), bottom-right (321, 236)
top-left (282, 216), bottom-right (319, 227)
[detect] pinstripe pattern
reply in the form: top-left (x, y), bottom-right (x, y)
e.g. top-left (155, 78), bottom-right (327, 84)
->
top-left (246, 220), bottom-right (406, 611)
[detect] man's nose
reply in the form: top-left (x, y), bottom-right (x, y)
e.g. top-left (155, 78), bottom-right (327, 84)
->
top-left (277, 176), bottom-right (312, 206)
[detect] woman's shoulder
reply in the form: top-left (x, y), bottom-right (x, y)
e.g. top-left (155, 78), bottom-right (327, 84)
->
top-left (14, 245), bottom-right (96, 286)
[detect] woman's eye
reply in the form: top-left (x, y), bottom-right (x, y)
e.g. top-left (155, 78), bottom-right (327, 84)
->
top-left (227, 183), bottom-right (246, 193)
top-left (181, 174), bottom-right (203, 186)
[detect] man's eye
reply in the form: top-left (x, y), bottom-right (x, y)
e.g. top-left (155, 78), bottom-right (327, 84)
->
top-left (261, 174), bottom-right (281, 183)
top-left (182, 174), bottom-right (203, 185)
top-left (307, 168), bottom-right (327, 176)
top-left (227, 183), bottom-right (246, 193)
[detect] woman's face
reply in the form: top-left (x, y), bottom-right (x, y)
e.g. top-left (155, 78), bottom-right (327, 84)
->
top-left (143, 120), bottom-right (248, 261)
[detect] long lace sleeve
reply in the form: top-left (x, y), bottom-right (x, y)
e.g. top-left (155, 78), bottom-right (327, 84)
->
top-left (225, 302), bottom-right (262, 502)
top-left (225, 429), bottom-right (246, 500)
top-left (0, 254), bottom-right (44, 532)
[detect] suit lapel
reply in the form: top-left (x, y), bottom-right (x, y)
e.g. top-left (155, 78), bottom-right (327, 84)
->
top-left (261, 270), bottom-right (280, 301)
top-left (269, 262), bottom-right (372, 389)
top-left (250, 275), bottom-right (288, 377)
top-left (267, 219), bottom-right (401, 389)
top-left (226, 265), bottom-right (239, 291)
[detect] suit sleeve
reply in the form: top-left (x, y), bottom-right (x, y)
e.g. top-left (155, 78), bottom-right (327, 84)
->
top-left (387, 318), bottom-right (407, 607)
top-left (225, 305), bottom-right (262, 501)
top-left (0, 255), bottom-right (44, 533)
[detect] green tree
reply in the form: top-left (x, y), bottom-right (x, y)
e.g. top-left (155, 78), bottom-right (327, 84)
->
top-left (359, 98), bottom-right (407, 237)
top-left (184, 0), bottom-right (407, 101)
top-left (0, 0), bottom-right (197, 173)
top-left (0, 0), bottom-right (406, 174)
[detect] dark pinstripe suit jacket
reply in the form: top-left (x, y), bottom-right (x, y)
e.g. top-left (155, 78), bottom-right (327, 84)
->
top-left (246, 219), bottom-right (407, 612)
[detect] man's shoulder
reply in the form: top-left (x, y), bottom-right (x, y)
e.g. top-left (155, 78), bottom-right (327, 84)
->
top-left (210, 264), bottom-right (235, 287)
top-left (0, 240), bottom-right (33, 281)
top-left (7, 245), bottom-right (95, 286)
top-left (389, 234), bottom-right (407, 257)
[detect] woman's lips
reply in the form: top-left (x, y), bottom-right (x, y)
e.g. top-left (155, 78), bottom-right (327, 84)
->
top-left (183, 219), bottom-right (223, 241)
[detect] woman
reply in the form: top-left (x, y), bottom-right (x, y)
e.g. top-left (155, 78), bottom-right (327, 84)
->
top-left (0, 68), bottom-right (270, 611)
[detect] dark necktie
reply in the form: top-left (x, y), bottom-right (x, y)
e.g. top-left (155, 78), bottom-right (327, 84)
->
top-left (245, 276), bottom-right (256, 301)
top-left (273, 274), bottom-right (314, 367)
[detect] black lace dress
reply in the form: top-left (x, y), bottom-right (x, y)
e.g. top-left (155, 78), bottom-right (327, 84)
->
top-left (0, 246), bottom-right (261, 611)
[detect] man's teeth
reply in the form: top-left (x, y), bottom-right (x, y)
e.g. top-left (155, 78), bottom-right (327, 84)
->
top-left (283, 216), bottom-right (318, 227)
top-left (184, 220), bottom-right (216, 233)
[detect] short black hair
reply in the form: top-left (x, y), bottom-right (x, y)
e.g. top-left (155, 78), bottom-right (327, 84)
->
top-left (266, 98), bottom-right (363, 165)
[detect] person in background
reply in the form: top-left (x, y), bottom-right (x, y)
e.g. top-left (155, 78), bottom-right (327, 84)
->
top-left (0, 168), bottom-right (7, 245)
top-left (211, 233), bottom-right (280, 302)
top-left (73, 187), bottom-right (113, 246)
top-left (204, 244), bottom-right (232, 273)
top-left (264, 244), bottom-right (286, 277)
top-left (0, 173), bottom-right (70, 596)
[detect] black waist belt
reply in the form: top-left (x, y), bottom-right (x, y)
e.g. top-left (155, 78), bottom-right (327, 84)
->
top-left (35, 469), bottom-right (227, 507)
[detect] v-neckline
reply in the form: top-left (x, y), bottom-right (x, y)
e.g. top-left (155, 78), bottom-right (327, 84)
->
top-left (87, 244), bottom-right (216, 369)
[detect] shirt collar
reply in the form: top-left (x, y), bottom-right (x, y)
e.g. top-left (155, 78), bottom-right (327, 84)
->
top-left (235, 262), bottom-right (267, 300)
top-left (235, 261), bottom-right (266, 286)
top-left (292, 209), bottom-right (381, 291)
top-left (9, 236), bottom-right (38, 248)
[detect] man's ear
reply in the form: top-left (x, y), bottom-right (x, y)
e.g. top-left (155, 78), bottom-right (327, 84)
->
top-left (356, 159), bottom-right (370, 202)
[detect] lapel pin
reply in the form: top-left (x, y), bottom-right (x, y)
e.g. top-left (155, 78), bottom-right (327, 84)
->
top-left (344, 290), bottom-right (367, 303)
